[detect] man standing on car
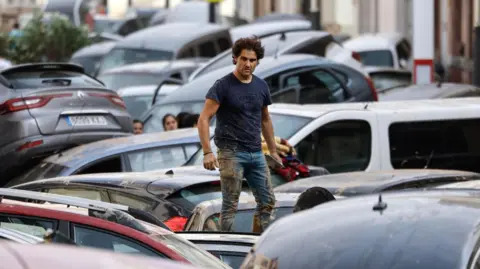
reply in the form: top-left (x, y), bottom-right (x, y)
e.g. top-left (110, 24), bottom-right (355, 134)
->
top-left (197, 36), bottom-right (281, 233)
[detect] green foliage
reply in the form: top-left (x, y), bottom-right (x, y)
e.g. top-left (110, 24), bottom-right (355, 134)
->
top-left (6, 10), bottom-right (91, 64)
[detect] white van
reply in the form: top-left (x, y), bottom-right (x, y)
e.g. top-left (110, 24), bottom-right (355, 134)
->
top-left (265, 98), bottom-right (480, 174)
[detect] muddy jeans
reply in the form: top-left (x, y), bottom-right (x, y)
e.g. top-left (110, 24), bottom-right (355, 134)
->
top-left (217, 148), bottom-right (276, 233)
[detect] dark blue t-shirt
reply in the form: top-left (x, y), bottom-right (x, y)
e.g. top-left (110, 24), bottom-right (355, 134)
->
top-left (206, 72), bottom-right (272, 152)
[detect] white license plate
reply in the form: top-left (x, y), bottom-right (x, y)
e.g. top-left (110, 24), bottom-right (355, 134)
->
top-left (67, 116), bottom-right (107, 126)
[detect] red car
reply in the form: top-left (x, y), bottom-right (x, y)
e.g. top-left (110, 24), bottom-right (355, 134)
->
top-left (1, 241), bottom-right (201, 269)
top-left (0, 189), bottom-right (229, 269)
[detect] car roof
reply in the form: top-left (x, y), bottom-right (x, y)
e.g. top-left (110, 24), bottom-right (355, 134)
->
top-left (273, 169), bottom-right (480, 196)
top-left (256, 189), bottom-right (480, 269)
top-left (117, 84), bottom-right (158, 96)
top-left (14, 170), bottom-right (222, 199)
top-left (230, 20), bottom-right (312, 40)
top-left (71, 41), bottom-right (116, 58)
top-left (379, 83), bottom-right (480, 101)
top-left (44, 128), bottom-right (201, 166)
top-left (177, 232), bottom-right (258, 245)
top-left (267, 96), bottom-right (480, 118)
top-left (343, 32), bottom-right (404, 51)
top-left (158, 54), bottom-right (327, 104)
top-left (115, 22), bottom-right (229, 52)
top-left (99, 59), bottom-right (204, 75)
top-left (0, 242), bottom-right (196, 269)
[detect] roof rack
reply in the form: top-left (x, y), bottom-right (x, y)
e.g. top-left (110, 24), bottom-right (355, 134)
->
top-left (0, 189), bottom-right (150, 233)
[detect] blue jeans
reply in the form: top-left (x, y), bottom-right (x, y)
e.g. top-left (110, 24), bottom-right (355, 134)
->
top-left (217, 148), bottom-right (276, 232)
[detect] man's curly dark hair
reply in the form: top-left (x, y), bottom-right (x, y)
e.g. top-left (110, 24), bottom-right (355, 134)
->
top-left (231, 36), bottom-right (265, 65)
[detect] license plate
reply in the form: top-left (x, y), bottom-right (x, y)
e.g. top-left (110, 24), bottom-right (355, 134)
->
top-left (66, 116), bottom-right (107, 126)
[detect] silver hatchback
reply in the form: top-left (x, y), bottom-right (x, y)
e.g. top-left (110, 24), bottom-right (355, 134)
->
top-left (0, 63), bottom-right (132, 184)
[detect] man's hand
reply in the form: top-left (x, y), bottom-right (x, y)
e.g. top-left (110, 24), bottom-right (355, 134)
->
top-left (203, 152), bottom-right (219, 171)
top-left (270, 151), bottom-right (283, 165)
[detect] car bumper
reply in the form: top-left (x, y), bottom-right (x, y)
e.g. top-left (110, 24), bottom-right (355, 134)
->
top-left (0, 131), bottom-right (131, 182)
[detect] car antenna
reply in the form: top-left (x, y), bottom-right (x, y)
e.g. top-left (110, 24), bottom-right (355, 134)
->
top-left (424, 150), bottom-right (435, 169)
top-left (372, 193), bottom-right (387, 214)
top-left (274, 33), bottom-right (286, 59)
top-left (165, 170), bottom-right (174, 175)
top-left (364, 103), bottom-right (369, 110)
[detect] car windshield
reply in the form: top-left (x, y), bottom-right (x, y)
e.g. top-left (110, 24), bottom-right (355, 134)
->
top-left (69, 56), bottom-right (102, 77)
top-left (99, 48), bottom-right (174, 73)
top-left (358, 50), bottom-right (394, 67)
top-left (191, 33), bottom-right (305, 80)
top-left (152, 234), bottom-right (230, 269)
top-left (143, 101), bottom-right (205, 133)
top-left (167, 183), bottom-right (251, 212)
top-left (94, 19), bottom-right (123, 34)
top-left (203, 207), bottom-right (293, 233)
top-left (122, 95), bottom-right (155, 119)
top-left (370, 72), bottom-right (412, 91)
top-left (184, 112), bottom-right (312, 166)
top-left (4, 71), bottom-right (104, 90)
top-left (6, 162), bottom-right (68, 187)
top-left (97, 73), bottom-right (161, 90)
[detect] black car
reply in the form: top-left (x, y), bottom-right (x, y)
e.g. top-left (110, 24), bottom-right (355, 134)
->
top-left (241, 189), bottom-right (480, 269)
top-left (142, 54), bottom-right (377, 133)
top-left (273, 169), bottom-right (480, 196)
top-left (10, 170), bottom-right (250, 232)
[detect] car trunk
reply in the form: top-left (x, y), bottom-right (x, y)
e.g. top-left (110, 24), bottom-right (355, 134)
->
top-left (21, 87), bottom-right (127, 135)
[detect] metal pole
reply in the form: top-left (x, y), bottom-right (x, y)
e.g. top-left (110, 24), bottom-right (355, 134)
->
top-left (209, 2), bottom-right (216, 23)
top-left (473, 26), bottom-right (480, 86)
top-left (310, 0), bottom-right (320, 30)
top-left (165, 0), bottom-right (170, 8)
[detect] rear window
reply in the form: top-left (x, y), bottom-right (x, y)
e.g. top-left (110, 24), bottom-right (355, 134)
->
top-left (7, 162), bottom-right (67, 187)
top-left (203, 207), bottom-right (293, 233)
top-left (97, 73), bottom-right (160, 90)
top-left (70, 56), bottom-right (102, 77)
top-left (370, 72), bottom-right (411, 91)
top-left (122, 95), bottom-right (154, 119)
top-left (99, 48), bottom-right (174, 73)
top-left (167, 183), bottom-right (251, 212)
top-left (152, 234), bottom-right (230, 269)
top-left (4, 70), bottom-right (104, 90)
top-left (358, 50), bottom-right (394, 67)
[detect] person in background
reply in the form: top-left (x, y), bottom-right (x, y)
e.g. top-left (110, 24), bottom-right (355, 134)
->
top-left (183, 113), bottom-right (200, 128)
top-left (132, 119), bottom-right (144, 135)
top-left (293, 186), bottom-right (336, 213)
top-left (9, 21), bottom-right (23, 50)
top-left (162, 113), bottom-right (178, 131)
top-left (176, 112), bottom-right (191, 128)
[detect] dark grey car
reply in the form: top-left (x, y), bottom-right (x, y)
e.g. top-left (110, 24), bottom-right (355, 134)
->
top-left (98, 22), bottom-right (232, 74)
top-left (142, 54), bottom-right (377, 133)
top-left (97, 59), bottom-right (207, 90)
top-left (189, 30), bottom-right (342, 81)
top-left (0, 63), bottom-right (132, 184)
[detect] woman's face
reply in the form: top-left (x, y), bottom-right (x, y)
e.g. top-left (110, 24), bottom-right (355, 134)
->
top-left (164, 116), bottom-right (178, 131)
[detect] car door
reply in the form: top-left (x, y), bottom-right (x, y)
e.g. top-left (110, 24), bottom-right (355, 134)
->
top-left (273, 66), bottom-right (352, 104)
top-left (125, 143), bottom-right (201, 172)
top-left (70, 223), bottom-right (165, 257)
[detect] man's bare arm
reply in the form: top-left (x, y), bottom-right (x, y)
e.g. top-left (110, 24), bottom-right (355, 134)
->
top-left (261, 106), bottom-right (277, 154)
top-left (198, 99), bottom-right (220, 153)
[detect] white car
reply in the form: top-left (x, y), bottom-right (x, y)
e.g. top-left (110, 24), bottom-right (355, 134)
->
top-left (343, 33), bottom-right (412, 70)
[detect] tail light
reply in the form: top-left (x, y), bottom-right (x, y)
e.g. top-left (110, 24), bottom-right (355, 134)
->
top-left (88, 93), bottom-right (126, 109)
top-left (164, 216), bottom-right (188, 232)
top-left (365, 77), bottom-right (378, 101)
top-left (0, 93), bottom-right (72, 115)
top-left (352, 51), bottom-right (361, 62)
top-left (17, 140), bottom-right (43, 151)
